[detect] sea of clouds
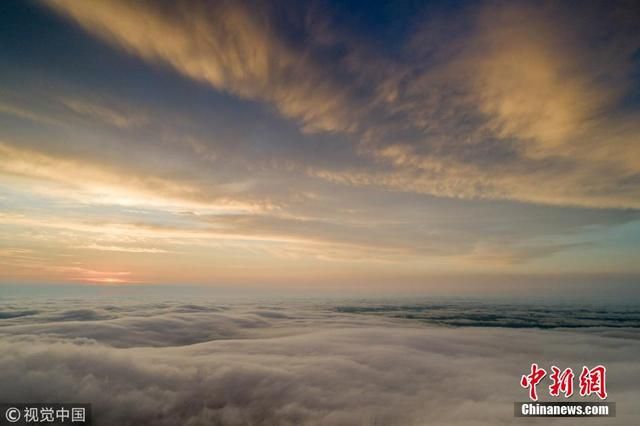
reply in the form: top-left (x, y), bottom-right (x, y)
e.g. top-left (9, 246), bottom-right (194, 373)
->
top-left (0, 297), bottom-right (638, 425)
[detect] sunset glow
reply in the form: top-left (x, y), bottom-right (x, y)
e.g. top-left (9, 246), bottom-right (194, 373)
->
top-left (0, 0), bottom-right (639, 295)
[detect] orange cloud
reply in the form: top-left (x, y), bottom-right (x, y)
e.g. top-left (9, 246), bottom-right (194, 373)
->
top-left (40, 0), bottom-right (640, 210)
top-left (42, 0), bottom-right (356, 134)
top-left (0, 142), bottom-right (265, 213)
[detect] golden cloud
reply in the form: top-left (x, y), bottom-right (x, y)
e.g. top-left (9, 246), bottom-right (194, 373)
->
top-left (40, 0), bottom-right (640, 209)
top-left (0, 141), bottom-right (263, 213)
top-left (43, 0), bottom-right (356, 134)
top-left (45, 0), bottom-right (640, 208)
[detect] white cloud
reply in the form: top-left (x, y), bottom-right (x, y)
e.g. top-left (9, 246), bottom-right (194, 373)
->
top-left (0, 299), bottom-right (638, 425)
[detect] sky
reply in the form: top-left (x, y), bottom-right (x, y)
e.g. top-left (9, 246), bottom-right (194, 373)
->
top-left (0, 0), bottom-right (639, 295)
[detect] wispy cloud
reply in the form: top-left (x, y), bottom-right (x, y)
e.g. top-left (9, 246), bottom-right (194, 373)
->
top-left (80, 244), bottom-right (169, 254)
top-left (61, 98), bottom-right (147, 128)
top-left (41, 0), bottom-right (640, 210)
top-left (0, 142), bottom-right (264, 213)
top-left (43, 0), bottom-right (357, 134)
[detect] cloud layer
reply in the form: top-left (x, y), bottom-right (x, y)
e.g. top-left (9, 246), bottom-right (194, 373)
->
top-left (1, 298), bottom-right (639, 425)
top-left (41, 0), bottom-right (640, 208)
